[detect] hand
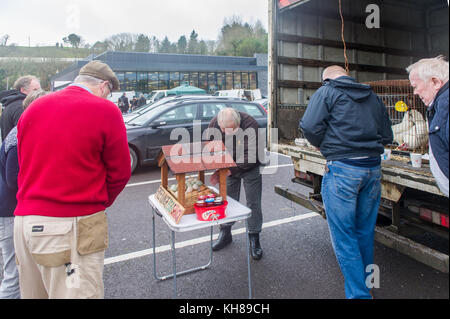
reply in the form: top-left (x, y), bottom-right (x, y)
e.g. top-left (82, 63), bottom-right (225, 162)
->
top-left (210, 170), bottom-right (219, 186)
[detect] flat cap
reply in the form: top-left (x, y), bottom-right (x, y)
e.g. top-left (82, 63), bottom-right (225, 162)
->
top-left (79, 61), bottom-right (120, 91)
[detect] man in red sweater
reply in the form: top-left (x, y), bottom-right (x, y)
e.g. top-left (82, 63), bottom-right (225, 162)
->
top-left (13, 61), bottom-right (131, 299)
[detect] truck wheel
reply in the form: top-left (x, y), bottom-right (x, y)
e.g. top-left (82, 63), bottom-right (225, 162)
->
top-left (130, 147), bottom-right (138, 173)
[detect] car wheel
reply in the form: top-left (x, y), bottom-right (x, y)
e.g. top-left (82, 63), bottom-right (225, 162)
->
top-left (130, 147), bottom-right (138, 173)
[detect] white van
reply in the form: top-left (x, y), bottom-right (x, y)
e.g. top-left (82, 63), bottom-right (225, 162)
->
top-left (215, 89), bottom-right (262, 101)
top-left (147, 90), bottom-right (170, 104)
top-left (108, 91), bottom-right (135, 105)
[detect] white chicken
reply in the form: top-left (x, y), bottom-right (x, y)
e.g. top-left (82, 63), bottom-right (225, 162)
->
top-left (392, 109), bottom-right (428, 150)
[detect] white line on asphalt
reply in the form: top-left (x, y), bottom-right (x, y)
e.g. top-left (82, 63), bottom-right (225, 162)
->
top-left (125, 163), bottom-right (294, 188)
top-left (104, 212), bottom-right (319, 265)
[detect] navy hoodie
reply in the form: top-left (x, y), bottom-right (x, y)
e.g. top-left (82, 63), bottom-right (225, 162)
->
top-left (300, 76), bottom-right (393, 161)
top-left (0, 127), bottom-right (19, 217)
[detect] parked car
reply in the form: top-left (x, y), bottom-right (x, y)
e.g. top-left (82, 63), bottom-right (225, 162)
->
top-left (123, 95), bottom-right (247, 124)
top-left (126, 98), bottom-right (268, 173)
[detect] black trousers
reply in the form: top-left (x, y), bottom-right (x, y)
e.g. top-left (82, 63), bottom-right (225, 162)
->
top-left (221, 165), bottom-right (263, 234)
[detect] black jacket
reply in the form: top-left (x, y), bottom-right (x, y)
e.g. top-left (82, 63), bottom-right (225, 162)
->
top-left (208, 112), bottom-right (262, 176)
top-left (0, 127), bottom-right (19, 217)
top-left (300, 76), bottom-right (393, 161)
top-left (0, 90), bottom-right (26, 141)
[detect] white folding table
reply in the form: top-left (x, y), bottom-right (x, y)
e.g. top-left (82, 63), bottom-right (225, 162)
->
top-left (148, 188), bottom-right (253, 299)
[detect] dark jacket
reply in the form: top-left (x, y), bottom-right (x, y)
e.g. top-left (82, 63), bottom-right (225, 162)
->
top-left (208, 111), bottom-right (261, 176)
top-left (428, 81), bottom-right (449, 179)
top-left (0, 127), bottom-right (19, 217)
top-left (300, 76), bottom-right (393, 161)
top-left (0, 90), bottom-right (26, 141)
top-left (118, 96), bottom-right (129, 112)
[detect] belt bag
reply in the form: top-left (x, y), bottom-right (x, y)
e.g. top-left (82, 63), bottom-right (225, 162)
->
top-left (77, 211), bottom-right (109, 256)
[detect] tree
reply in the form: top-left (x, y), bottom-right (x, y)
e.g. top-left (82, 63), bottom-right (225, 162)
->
top-left (199, 40), bottom-right (208, 55)
top-left (187, 30), bottom-right (199, 54)
top-left (104, 33), bottom-right (136, 51)
top-left (159, 36), bottom-right (172, 53)
top-left (177, 36), bottom-right (187, 54)
top-left (62, 33), bottom-right (82, 48)
top-left (215, 17), bottom-right (268, 57)
top-left (0, 34), bottom-right (10, 46)
top-left (135, 34), bottom-right (151, 52)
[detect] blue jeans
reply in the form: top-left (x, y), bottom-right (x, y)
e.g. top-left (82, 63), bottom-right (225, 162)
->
top-left (0, 217), bottom-right (20, 299)
top-left (321, 161), bottom-right (381, 299)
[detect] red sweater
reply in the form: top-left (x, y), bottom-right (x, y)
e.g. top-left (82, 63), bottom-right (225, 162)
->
top-left (15, 86), bottom-right (131, 217)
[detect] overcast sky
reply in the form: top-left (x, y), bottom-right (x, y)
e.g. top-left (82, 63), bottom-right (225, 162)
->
top-left (0, 0), bottom-right (269, 46)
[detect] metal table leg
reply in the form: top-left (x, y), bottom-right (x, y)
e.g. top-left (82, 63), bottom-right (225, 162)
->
top-left (171, 230), bottom-right (177, 299)
top-left (245, 220), bottom-right (253, 299)
top-left (152, 208), bottom-right (214, 295)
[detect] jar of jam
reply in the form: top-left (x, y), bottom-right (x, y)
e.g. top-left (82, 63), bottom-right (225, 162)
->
top-left (214, 197), bottom-right (224, 206)
top-left (196, 200), bottom-right (206, 207)
top-left (205, 198), bottom-right (215, 206)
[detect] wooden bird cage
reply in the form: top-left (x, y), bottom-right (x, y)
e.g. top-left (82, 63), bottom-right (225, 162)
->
top-left (155, 141), bottom-right (237, 224)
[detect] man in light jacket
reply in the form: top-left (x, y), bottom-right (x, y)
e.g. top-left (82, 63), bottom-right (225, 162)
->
top-left (407, 56), bottom-right (449, 197)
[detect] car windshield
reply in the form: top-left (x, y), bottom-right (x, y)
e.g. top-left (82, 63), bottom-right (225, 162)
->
top-left (147, 91), bottom-right (157, 100)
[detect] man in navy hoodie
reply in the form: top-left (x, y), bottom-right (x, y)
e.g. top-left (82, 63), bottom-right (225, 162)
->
top-left (407, 56), bottom-right (448, 198)
top-left (300, 66), bottom-right (393, 299)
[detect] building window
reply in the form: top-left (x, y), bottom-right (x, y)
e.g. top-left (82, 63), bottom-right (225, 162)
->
top-left (170, 72), bottom-right (180, 89)
top-left (116, 72), bottom-right (125, 91)
top-left (124, 72), bottom-right (137, 91)
top-left (241, 72), bottom-right (249, 89)
top-left (181, 72), bottom-right (190, 86)
top-left (226, 72), bottom-right (233, 90)
top-left (198, 72), bottom-right (207, 90)
top-left (207, 72), bottom-right (217, 93)
top-left (137, 72), bottom-right (148, 93)
top-left (250, 72), bottom-right (257, 90)
top-left (159, 72), bottom-right (169, 90)
top-left (149, 72), bottom-right (159, 91)
top-left (190, 72), bottom-right (199, 87)
top-left (217, 72), bottom-right (226, 90)
top-left (233, 72), bottom-right (242, 89)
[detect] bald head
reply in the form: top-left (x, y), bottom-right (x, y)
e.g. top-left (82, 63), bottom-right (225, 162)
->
top-left (323, 66), bottom-right (349, 81)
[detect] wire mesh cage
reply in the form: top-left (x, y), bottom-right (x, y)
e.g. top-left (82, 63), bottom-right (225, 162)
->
top-left (365, 80), bottom-right (429, 154)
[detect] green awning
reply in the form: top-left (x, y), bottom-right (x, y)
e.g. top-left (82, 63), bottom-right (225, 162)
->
top-left (167, 84), bottom-right (207, 96)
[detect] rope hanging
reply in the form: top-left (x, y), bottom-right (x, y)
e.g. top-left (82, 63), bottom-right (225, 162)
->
top-left (338, 0), bottom-right (350, 74)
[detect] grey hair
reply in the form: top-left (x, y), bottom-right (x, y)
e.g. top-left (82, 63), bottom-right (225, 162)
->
top-left (217, 108), bottom-right (241, 128)
top-left (73, 74), bottom-right (104, 86)
top-left (13, 75), bottom-right (39, 91)
top-left (23, 89), bottom-right (46, 110)
top-left (406, 55), bottom-right (449, 83)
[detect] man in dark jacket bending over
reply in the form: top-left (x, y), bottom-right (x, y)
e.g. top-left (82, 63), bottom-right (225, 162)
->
top-left (207, 108), bottom-right (264, 260)
top-left (300, 66), bottom-right (393, 299)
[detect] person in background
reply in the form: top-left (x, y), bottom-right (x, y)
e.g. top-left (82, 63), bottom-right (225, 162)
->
top-left (0, 89), bottom-right (46, 299)
top-left (0, 75), bottom-right (41, 141)
top-left (207, 107), bottom-right (264, 260)
top-left (13, 61), bottom-right (131, 299)
top-left (407, 56), bottom-right (449, 198)
top-left (300, 66), bottom-right (393, 299)
top-left (138, 94), bottom-right (147, 107)
top-left (118, 93), bottom-right (129, 114)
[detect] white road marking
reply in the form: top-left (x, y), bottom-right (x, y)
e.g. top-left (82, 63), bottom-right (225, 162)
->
top-left (125, 163), bottom-right (294, 188)
top-left (104, 212), bottom-right (319, 265)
